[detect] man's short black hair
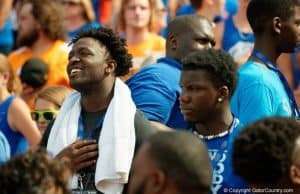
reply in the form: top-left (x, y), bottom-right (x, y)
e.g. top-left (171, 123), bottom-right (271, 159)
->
top-left (247, 0), bottom-right (300, 35)
top-left (181, 48), bottom-right (237, 97)
top-left (146, 131), bottom-right (212, 194)
top-left (233, 117), bottom-right (300, 185)
top-left (71, 27), bottom-right (133, 76)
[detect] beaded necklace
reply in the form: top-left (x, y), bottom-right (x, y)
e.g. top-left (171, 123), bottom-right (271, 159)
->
top-left (193, 118), bottom-right (239, 140)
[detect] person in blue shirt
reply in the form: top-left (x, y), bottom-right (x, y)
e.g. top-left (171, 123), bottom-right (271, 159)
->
top-left (60, 0), bottom-right (101, 40)
top-left (230, 0), bottom-right (300, 125)
top-left (179, 48), bottom-right (248, 194)
top-left (176, 0), bottom-right (238, 17)
top-left (0, 131), bottom-right (10, 164)
top-left (0, 0), bottom-right (14, 55)
top-left (233, 117), bottom-right (300, 192)
top-left (126, 15), bottom-right (215, 131)
top-left (222, 0), bottom-right (254, 67)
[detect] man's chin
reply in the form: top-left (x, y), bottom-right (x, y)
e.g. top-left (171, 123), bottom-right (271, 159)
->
top-left (16, 32), bottom-right (39, 48)
top-left (183, 117), bottom-right (197, 125)
top-left (16, 38), bottom-right (34, 48)
top-left (70, 81), bottom-right (85, 91)
top-left (70, 81), bottom-right (94, 94)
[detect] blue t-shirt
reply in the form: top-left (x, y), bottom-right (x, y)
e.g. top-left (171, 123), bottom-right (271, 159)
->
top-left (0, 19), bottom-right (14, 55)
top-left (0, 131), bottom-right (10, 164)
top-left (222, 16), bottom-right (254, 62)
top-left (231, 61), bottom-right (292, 125)
top-left (68, 22), bottom-right (101, 40)
top-left (126, 57), bottom-right (188, 129)
top-left (0, 96), bottom-right (24, 156)
top-left (193, 118), bottom-right (248, 194)
top-left (176, 0), bottom-right (238, 16)
top-left (176, 3), bottom-right (195, 16)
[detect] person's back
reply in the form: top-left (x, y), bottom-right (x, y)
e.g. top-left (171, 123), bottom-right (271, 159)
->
top-left (127, 15), bottom-right (215, 130)
top-left (8, 0), bottom-right (69, 87)
top-left (230, 0), bottom-right (300, 125)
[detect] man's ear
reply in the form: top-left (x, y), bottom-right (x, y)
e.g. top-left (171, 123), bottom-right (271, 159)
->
top-left (290, 164), bottom-right (300, 185)
top-left (146, 169), bottom-right (167, 194)
top-left (217, 86), bottom-right (230, 102)
top-left (273, 17), bottom-right (282, 34)
top-left (169, 35), bottom-right (177, 50)
top-left (105, 60), bottom-right (117, 75)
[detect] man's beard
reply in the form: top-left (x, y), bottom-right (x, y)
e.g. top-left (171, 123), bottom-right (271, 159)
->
top-left (16, 28), bottom-right (39, 48)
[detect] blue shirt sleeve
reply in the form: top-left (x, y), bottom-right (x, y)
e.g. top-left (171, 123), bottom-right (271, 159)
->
top-left (127, 69), bottom-right (177, 124)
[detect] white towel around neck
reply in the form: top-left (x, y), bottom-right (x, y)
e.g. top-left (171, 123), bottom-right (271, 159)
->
top-left (47, 78), bottom-right (136, 194)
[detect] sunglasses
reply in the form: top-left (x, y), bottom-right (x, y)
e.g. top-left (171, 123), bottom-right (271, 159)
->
top-left (31, 110), bottom-right (58, 121)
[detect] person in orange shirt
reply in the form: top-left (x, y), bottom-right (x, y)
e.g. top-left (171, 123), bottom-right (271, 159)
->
top-left (118, 0), bottom-right (166, 79)
top-left (8, 0), bottom-right (69, 88)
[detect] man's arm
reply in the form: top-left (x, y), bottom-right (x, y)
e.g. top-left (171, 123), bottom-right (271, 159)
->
top-left (0, 0), bottom-right (13, 29)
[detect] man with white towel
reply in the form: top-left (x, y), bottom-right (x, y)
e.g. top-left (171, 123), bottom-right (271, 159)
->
top-left (40, 27), bottom-right (156, 194)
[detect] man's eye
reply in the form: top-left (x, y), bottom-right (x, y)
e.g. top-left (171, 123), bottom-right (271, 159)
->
top-left (187, 86), bottom-right (198, 91)
top-left (80, 51), bottom-right (91, 56)
top-left (196, 38), bottom-right (215, 47)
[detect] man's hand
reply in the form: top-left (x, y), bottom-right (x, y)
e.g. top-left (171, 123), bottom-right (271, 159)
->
top-left (56, 138), bottom-right (98, 173)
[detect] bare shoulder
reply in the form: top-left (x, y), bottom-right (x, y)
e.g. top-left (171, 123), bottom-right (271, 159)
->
top-left (9, 97), bottom-right (29, 111)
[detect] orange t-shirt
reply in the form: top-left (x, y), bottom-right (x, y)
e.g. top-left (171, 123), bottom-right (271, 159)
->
top-left (123, 33), bottom-right (165, 80)
top-left (8, 40), bottom-right (70, 88)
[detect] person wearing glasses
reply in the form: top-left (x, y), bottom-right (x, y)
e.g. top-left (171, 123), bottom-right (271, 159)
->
top-left (32, 86), bottom-right (71, 135)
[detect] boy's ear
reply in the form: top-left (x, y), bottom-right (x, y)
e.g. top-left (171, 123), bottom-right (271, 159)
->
top-left (217, 86), bottom-right (230, 100)
top-left (273, 17), bottom-right (282, 34)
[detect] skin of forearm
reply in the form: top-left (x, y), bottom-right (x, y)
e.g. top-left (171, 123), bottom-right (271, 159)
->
top-left (0, 0), bottom-right (13, 29)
